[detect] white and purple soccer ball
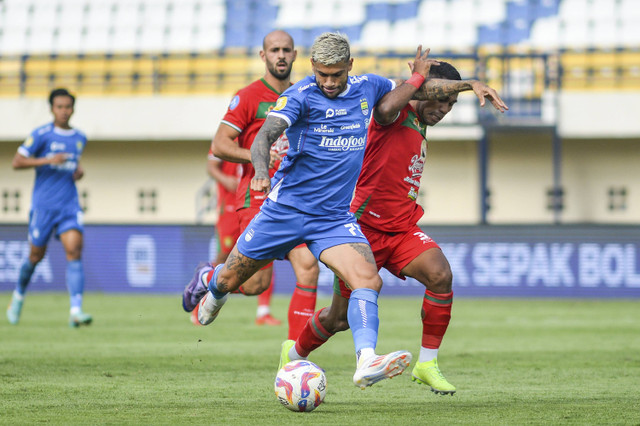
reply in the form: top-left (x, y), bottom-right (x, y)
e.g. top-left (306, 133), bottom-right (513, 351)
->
top-left (274, 360), bottom-right (327, 412)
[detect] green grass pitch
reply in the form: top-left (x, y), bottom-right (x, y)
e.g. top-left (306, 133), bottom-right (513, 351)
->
top-left (2, 293), bottom-right (639, 425)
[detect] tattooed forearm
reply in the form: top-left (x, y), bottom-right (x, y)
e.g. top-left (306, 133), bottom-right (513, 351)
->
top-left (349, 243), bottom-right (377, 266)
top-left (413, 78), bottom-right (474, 101)
top-left (251, 115), bottom-right (288, 179)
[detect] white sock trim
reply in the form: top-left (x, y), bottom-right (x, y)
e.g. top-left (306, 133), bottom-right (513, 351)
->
top-left (418, 347), bottom-right (439, 363)
top-left (256, 305), bottom-right (270, 317)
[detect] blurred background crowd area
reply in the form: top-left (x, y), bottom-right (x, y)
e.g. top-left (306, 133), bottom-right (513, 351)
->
top-left (0, 0), bottom-right (638, 97)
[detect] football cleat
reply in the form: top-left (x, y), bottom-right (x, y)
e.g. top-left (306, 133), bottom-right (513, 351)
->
top-left (353, 350), bottom-right (412, 389)
top-left (6, 292), bottom-right (24, 325)
top-left (256, 313), bottom-right (282, 326)
top-left (197, 291), bottom-right (228, 326)
top-left (278, 339), bottom-right (296, 371)
top-left (182, 262), bottom-right (213, 312)
top-left (69, 312), bottom-right (93, 328)
top-left (411, 358), bottom-right (457, 395)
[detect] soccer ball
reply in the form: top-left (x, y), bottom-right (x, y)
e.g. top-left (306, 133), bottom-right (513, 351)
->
top-left (274, 360), bottom-right (327, 412)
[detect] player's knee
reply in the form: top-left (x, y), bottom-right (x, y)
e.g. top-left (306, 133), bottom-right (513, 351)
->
top-left (352, 273), bottom-right (383, 293)
top-left (29, 253), bottom-right (45, 264)
top-left (295, 262), bottom-right (320, 285)
top-left (426, 266), bottom-right (453, 293)
top-left (65, 249), bottom-right (82, 261)
top-left (239, 271), bottom-right (271, 295)
top-left (242, 282), bottom-right (270, 296)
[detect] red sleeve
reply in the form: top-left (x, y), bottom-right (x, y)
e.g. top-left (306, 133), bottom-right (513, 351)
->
top-left (220, 87), bottom-right (257, 136)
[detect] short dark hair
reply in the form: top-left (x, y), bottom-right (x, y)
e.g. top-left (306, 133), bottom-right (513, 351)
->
top-left (49, 88), bottom-right (75, 106)
top-left (429, 61), bottom-right (461, 81)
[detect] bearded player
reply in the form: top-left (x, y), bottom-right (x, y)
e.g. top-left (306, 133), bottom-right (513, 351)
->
top-left (183, 30), bottom-right (319, 340)
top-left (279, 60), bottom-right (508, 394)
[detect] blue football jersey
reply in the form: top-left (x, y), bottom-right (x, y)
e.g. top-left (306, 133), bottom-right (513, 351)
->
top-left (18, 123), bottom-right (87, 211)
top-left (268, 74), bottom-right (395, 215)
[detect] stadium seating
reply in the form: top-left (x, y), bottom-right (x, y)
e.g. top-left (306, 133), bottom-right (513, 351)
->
top-left (0, 0), bottom-right (638, 97)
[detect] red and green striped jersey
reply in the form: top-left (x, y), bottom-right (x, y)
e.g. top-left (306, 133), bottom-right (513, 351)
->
top-left (351, 104), bottom-right (427, 232)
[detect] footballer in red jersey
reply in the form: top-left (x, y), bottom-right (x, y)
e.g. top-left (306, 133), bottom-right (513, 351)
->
top-left (207, 150), bottom-right (242, 264)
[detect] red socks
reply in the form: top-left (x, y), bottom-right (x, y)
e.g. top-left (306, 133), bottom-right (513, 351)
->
top-left (294, 307), bottom-right (330, 357)
top-left (421, 290), bottom-right (453, 349)
top-left (287, 283), bottom-right (317, 340)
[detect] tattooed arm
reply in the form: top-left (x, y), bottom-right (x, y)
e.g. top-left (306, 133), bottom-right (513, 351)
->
top-left (415, 78), bottom-right (509, 112)
top-left (250, 115), bottom-right (289, 193)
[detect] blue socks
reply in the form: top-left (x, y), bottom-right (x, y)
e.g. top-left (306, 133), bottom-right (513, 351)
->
top-left (66, 260), bottom-right (84, 310)
top-left (347, 288), bottom-right (380, 354)
top-left (17, 260), bottom-right (36, 295)
top-left (208, 264), bottom-right (227, 300)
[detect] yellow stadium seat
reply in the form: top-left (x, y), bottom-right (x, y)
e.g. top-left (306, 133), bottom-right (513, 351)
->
top-left (0, 57), bottom-right (22, 96)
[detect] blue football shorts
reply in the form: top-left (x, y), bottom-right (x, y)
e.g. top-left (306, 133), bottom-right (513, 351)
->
top-left (28, 208), bottom-right (84, 247)
top-left (236, 199), bottom-right (370, 260)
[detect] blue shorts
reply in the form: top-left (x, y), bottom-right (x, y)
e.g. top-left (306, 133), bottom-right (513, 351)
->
top-left (28, 208), bottom-right (84, 247)
top-left (236, 199), bottom-right (369, 260)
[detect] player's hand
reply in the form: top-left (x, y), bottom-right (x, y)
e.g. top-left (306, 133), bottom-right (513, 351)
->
top-left (470, 81), bottom-right (509, 113)
top-left (49, 153), bottom-right (68, 165)
top-left (251, 175), bottom-right (271, 194)
top-left (73, 165), bottom-right (84, 181)
top-left (407, 45), bottom-right (439, 78)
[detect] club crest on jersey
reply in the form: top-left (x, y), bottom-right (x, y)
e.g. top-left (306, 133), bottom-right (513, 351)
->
top-left (229, 95), bottom-right (240, 110)
top-left (360, 98), bottom-right (369, 116)
top-left (274, 97), bottom-right (288, 111)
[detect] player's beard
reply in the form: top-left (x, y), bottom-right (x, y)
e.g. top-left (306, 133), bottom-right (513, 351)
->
top-left (267, 60), bottom-right (293, 81)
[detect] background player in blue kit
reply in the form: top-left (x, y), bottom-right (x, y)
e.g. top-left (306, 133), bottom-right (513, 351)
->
top-left (195, 32), bottom-right (440, 389)
top-left (7, 88), bottom-right (92, 328)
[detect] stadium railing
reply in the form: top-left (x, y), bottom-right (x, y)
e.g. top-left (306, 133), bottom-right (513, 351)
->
top-left (1, 48), bottom-right (639, 101)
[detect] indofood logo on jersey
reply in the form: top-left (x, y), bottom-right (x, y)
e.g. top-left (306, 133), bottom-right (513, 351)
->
top-left (319, 135), bottom-right (366, 151)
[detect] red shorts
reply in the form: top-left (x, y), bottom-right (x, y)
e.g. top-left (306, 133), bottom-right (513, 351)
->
top-left (237, 206), bottom-right (260, 232)
top-left (217, 208), bottom-right (241, 256)
top-left (336, 223), bottom-right (440, 298)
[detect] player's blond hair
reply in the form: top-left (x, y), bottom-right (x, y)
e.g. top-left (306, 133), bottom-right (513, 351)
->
top-left (310, 32), bottom-right (350, 66)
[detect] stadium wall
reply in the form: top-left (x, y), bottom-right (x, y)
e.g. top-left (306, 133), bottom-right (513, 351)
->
top-left (0, 224), bottom-right (638, 298)
top-left (1, 93), bottom-right (639, 225)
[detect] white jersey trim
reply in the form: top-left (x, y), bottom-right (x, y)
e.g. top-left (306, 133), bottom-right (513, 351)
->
top-left (17, 146), bottom-right (31, 157)
top-left (220, 120), bottom-right (242, 133)
top-left (53, 126), bottom-right (76, 136)
top-left (268, 112), bottom-right (292, 127)
top-left (268, 177), bottom-right (283, 202)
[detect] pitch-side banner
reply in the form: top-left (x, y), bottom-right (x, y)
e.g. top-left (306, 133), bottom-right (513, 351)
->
top-left (0, 225), bottom-right (638, 297)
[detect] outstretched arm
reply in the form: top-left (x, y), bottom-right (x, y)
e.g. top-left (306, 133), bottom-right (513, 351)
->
top-left (250, 115), bottom-right (288, 193)
top-left (416, 79), bottom-right (509, 112)
top-left (374, 46), bottom-right (439, 125)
